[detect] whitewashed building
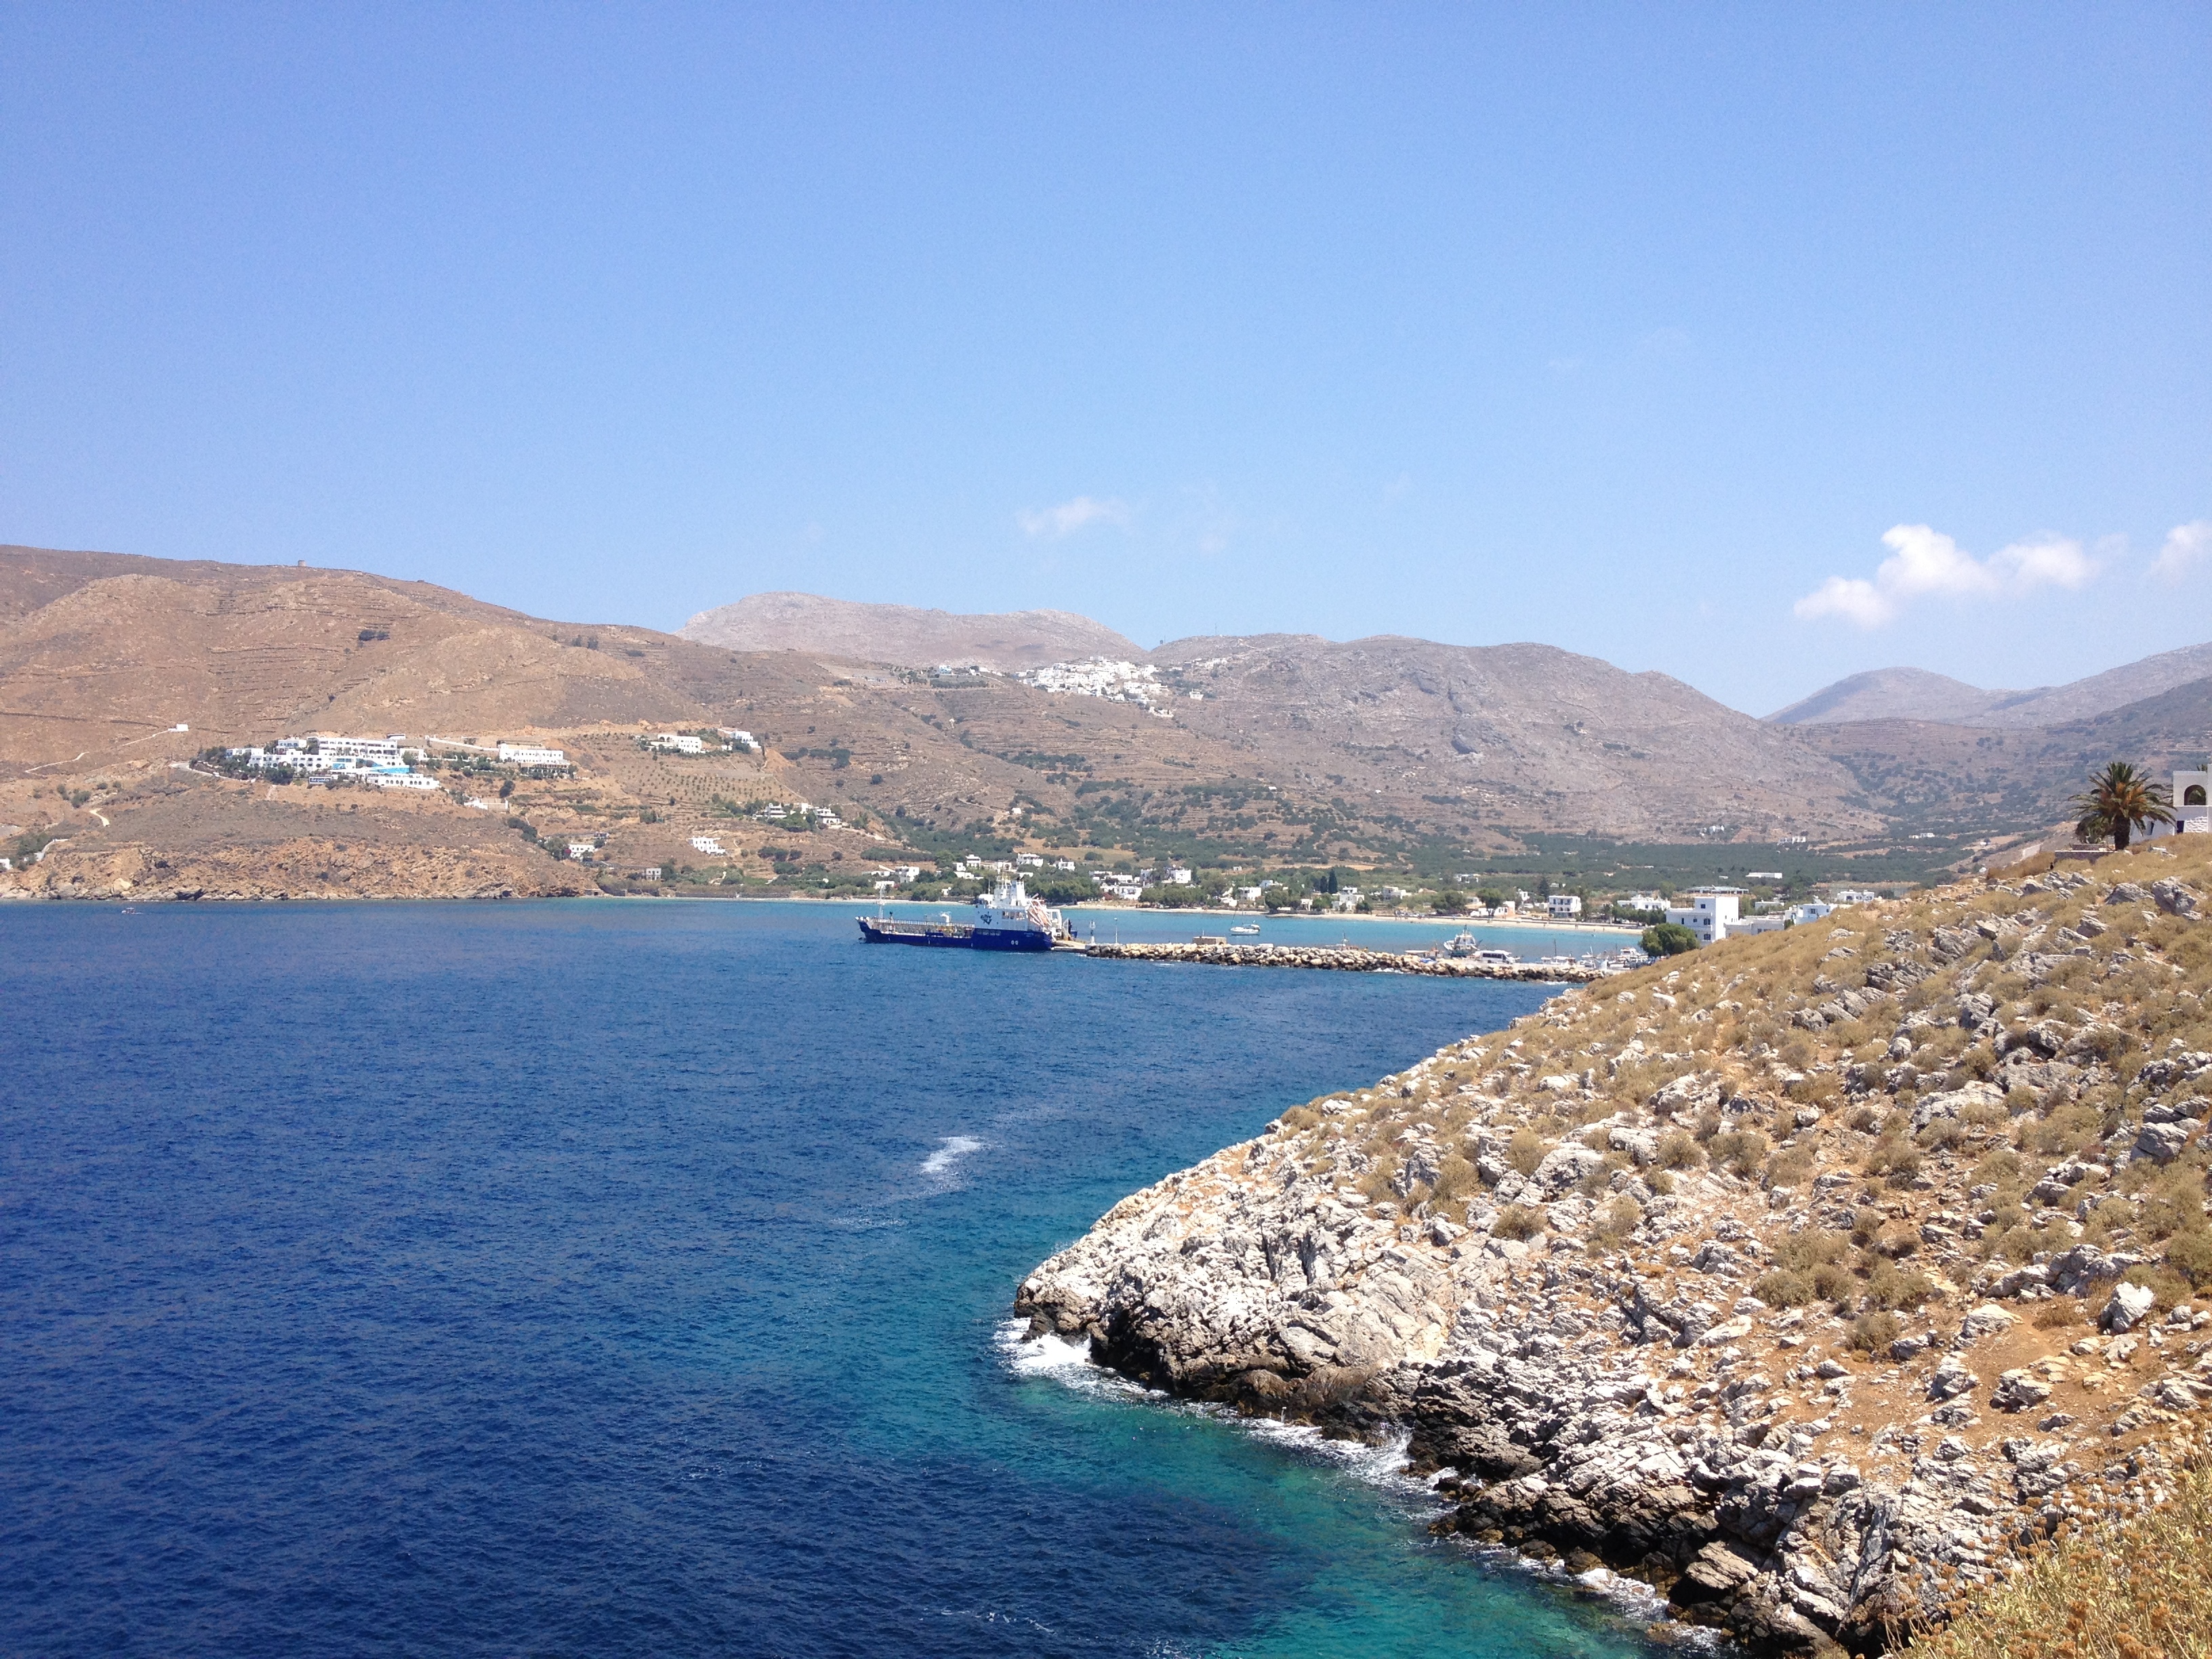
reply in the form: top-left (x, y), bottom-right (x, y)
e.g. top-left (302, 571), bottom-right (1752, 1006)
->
top-left (497, 743), bottom-right (567, 767)
top-left (2175, 765), bottom-right (2210, 834)
top-left (1664, 888), bottom-right (1742, 946)
top-left (1547, 894), bottom-right (1582, 919)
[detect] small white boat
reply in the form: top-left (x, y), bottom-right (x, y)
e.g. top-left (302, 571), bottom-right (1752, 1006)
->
top-left (1229, 923), bottom-right (1261, 935)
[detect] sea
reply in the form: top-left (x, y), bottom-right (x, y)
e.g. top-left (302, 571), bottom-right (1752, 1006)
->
top-left (0, 900), bottom-right (1675, 1658)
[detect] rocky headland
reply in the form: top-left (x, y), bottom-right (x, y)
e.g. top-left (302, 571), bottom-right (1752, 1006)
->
top-left (1017, 838), bottom-right (2212, 1654)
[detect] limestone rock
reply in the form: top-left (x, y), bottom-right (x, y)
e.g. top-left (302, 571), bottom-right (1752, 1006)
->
top-left (2102, 1282), bottom-right (2156, 1334)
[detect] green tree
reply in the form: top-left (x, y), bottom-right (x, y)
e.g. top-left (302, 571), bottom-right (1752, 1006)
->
top-left (2069, 761), bottom-right (2173, 852)
top-left (1641, 922), bottom-right (1699, 957)
top-left (1431, 888), bottom-right (1468, 915)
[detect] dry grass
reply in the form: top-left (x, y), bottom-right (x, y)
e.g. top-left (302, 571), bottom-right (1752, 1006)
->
top-left (1908, 1435), bottom-right (2212, 1659)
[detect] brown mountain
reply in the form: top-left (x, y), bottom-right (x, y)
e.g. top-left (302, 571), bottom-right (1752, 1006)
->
top-left (1152, 633), bottom-right (1875, 842)
top-left (680, 591), bottom-right (1142, 671)
top-left (1, 544), bottom-right (1907, 902)
top-left (1797, 673), bottom-right (2212, 836)
top-left (1765, 666), bottom-right (2013, 726)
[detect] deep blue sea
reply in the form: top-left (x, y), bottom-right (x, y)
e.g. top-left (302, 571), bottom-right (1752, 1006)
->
top-left (0, 900), bottom-right (1668, 1658)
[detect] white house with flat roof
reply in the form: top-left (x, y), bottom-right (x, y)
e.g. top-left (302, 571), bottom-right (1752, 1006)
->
top-left (497, 743), bottom-right (567, 767)
top-left (1547, 894), bottom-right (1582, 918)
top-left (1665, 888), bottom-right (1742, 945)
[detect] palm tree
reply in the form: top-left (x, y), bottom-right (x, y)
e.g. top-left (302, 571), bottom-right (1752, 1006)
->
top-left (2069, 761), bottom-right (2173, 852)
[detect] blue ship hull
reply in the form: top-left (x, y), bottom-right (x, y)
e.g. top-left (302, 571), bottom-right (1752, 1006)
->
top-left (857, 916), bottom-right (1054, 951)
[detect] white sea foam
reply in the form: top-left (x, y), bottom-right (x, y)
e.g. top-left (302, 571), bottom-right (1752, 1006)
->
top-left (1240, 1418), bottom-right (1416, 1487)
top-left (920, 1134), bottom-right (983, 1176)
top-left (1001, 1325), bottom-right (1693, 1638)
top-left (1000, 1324), bottom-right (1094, 1376)
top-left (993, 1319), bottom-right (1162, 1406)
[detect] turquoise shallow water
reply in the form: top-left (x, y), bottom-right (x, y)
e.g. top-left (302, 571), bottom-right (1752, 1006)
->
top-left (0, 899), bottom-right (1668, 1658)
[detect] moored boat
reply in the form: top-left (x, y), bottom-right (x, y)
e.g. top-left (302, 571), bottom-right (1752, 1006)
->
top-left (857, 876), bottom-right (1066, 951)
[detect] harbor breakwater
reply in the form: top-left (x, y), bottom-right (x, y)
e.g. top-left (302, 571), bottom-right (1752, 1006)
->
top-left (1080, 939), bottom-right (1610, 982)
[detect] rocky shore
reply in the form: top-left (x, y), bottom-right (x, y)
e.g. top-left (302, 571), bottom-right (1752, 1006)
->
top-left (1018, 840), bottom-right (2212, 1653)
top-left (1082, 939), bottom-right (1609, 981)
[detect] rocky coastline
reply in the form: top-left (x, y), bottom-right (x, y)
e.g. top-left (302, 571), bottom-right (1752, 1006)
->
top-left (1017, 842), bottom-right (2212, 1654)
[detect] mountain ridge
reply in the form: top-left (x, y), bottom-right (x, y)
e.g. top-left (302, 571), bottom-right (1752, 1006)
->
top-left (1770, 642), bottom-right (2212, 729)
top-left (680, 590), bottom-right (1141, 670)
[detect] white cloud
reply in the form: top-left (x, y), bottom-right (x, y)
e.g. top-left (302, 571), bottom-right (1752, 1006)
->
top-left (1793, 523), bottom-right (2098, 628)
top-left (1017, 495), bottom-right (1129, 539)
top-left (2148, 519), bottom-right (2212, 584)
top-left (1794, 574), bottom-right (1892, 627)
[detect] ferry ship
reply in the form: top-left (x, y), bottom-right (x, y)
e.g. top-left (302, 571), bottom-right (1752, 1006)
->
top-left (857, 876), bottom-right (1067, 951)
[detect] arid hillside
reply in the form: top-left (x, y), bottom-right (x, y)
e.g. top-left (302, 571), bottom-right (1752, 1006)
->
top-left (1019, 833), bottom-right (2212, 1652)
top-left (1770, 642), bottom-right (2212, 729)
top-left (1799, 677), bottom-right (2212, 837)
top-left (680, 591), bottom-right (1142, 670)
top-left (0, 546), bottom-right (1918, 897)
top-left (1152, 633), bottom-right (1875, 844)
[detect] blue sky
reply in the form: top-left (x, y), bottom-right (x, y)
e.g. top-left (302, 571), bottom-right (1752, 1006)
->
top-left (3, 4), bottom-right (2207, 714)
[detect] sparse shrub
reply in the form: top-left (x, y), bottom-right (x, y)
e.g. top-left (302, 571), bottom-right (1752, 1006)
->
top-left (1755, 1269), bottom-right (1814, 1309)
top-left (1279, 1105), bottom-right (1319, 1131)
top-left (1811, 1263), bottom-right (1856, 1303)
top-left (1786, 1071), bottom-right (1841, 1108)
top-left (1851, 1206), bottom-right (1886, 1247)
top-left (1765, 1145), bottom-right (1816, 1189)
top-left (1656, 1130), bottom-right (1703, 1170)
top-left (1492, 1204), bottom-right (1544, 1242)
top-left (1771, 1228), bottom-right (1849, 1273)
top-left (1357, 1155), bottom-right (1399, 1202)
top-left (1866, 1263), bottom-right (1936, 1311)
top-left (1646, 1169), bottom-right (1677, 1196)
top-left (1593, 1195), bottom-right (1644, 1246)
top-left (2167, 1227), bottom-right (2212, 1289)
top-left (1708, 1128), bottom-right (1769, 1179)
top-left (2030, 1296), bottom-right (2086, 1331)
top-left (1847, 1311), bottom-right (1904, 1353)
top-left (1971, 1147), bottom-right (2023, 1187)
top-left (1919, 1117), bottom-right (1969, 1152)
top-left (1875, 1225), bottom-right (1920, 1260)
top-left (1432, 1153), bottom-right (1477, 1202)
top-left (1507, 1129), bottom-right (1549, 1178)
top-left (1846, 1104), bottom-right (1883, 1134)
